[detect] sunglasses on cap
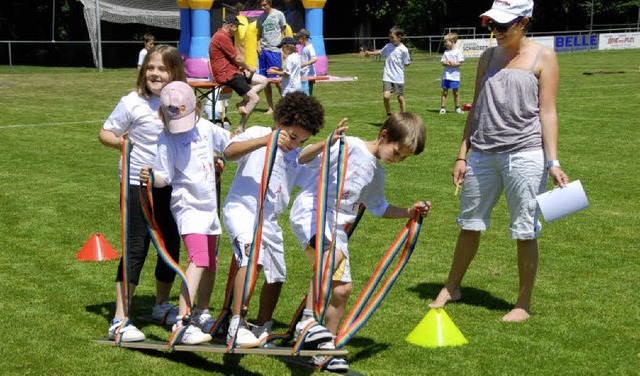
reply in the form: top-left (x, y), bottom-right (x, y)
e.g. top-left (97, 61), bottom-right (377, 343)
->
top-left (486, 17), bottom-right (523, 33)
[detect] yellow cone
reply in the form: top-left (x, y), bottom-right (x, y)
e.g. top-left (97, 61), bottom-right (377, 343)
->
top-left (406, 308), bottom-right (468, 348)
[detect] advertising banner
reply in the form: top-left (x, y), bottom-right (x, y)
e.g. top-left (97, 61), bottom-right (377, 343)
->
top-left (598, 33), bottom-right (640, 50)
top-left (554, 34), bottom-right (598, 52)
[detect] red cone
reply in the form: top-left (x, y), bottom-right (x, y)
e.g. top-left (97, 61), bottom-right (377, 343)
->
top-left (76, 233), bottom-right (119, 261)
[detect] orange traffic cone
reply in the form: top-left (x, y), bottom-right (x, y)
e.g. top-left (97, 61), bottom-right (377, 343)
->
top-left (76, 233), bottom-right (119, 261)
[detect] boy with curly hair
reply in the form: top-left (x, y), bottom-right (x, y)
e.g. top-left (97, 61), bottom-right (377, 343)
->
top-left (222, 92), bottom-right (326, 348)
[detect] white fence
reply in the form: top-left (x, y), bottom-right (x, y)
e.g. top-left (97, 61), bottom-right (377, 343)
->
top-left (1, 29), bottom-right (639, 69)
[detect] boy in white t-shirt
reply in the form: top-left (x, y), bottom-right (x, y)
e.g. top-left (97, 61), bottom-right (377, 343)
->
top-left (267, 37), bottom-right (302, 96)
top-left (439, 32), bottom-right (465, 114)
top-left (222, 92), bottom-right (325, 348)
top-left (136, 34), bottom-right (155, 71)
top-left (296, 29), bottom-right (318, 96)
top-left (140, 81), bottom-right (232, 345)
top-left (364, 27), bottom-right (411, 116)
top-left (289, 112), bottom-right (431, 372)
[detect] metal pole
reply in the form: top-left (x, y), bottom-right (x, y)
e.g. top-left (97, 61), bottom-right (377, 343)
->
top-left (8, 42), bottom-right (12, 71)
top-left (95, 0), bottom-right (103, 72)
top-left (51, 0), bottom-right (55, 41)
top-left (590, 0), bottom-right (594, 31)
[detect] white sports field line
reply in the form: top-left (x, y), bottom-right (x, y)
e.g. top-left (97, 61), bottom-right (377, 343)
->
top-left (0, 120), bottom-right (103, 130)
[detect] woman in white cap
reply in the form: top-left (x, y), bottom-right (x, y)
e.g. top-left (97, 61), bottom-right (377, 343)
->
top-left (430, 0), bottom-right (569, 322)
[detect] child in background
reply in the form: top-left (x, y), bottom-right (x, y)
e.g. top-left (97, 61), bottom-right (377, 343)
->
top-left (100, 45), bottom-right (183, 342)
top-left (296, 29), bottom-right (317, 96)
top-left (364, 27), bottom-right (411, 117)
top-left (137, 34), bottom-right (155, 71)
top-left (267, 37), bottom-right (302, 96)
top-left (440, 32), bottom-right (465, 114)
top-left (222, 92), bottom-right (325, 348)
top-left (140, 81), bottom-right (232, 345)
top-left (290, 112), bottom-right (431, 372)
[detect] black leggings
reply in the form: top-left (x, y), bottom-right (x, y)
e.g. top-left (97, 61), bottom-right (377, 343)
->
top-left (115, 185), bottom-right (180, 285)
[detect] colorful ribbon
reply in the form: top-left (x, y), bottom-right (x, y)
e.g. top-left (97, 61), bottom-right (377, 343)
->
top-left (334, 209), bottom-right (424, 348)
top-left (314, 131), bottom-right (348, 323)
top-left (139, 172), bottom-right (191, 349)
top-left (226, 129), bottom-right (280, 351)
top-left (114, 135), bottom-right (132, 345)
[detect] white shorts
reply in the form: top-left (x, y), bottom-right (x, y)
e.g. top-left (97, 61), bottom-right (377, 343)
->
top-left (232, 232), bottom-right (286, 284)
top-left (457, 149), bottom-right (547, 240)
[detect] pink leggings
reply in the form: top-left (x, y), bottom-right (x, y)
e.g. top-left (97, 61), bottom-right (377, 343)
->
top-left (182, 234), bottom-right (218, 271)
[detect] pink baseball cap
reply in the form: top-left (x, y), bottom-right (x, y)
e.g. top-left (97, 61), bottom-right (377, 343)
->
top-left (160, 81), bottom-right (196, 134)
top-left (480, 0), bottom-right (533, 24)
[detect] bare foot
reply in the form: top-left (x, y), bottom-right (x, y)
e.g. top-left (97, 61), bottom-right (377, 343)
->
top-left (236, 102), bottom-right (248, 116)
top-left (429, 287), bottom-right (461, 309)
top-left (234, 126), bottom-right (244, 134)
top-left (502, 308), bottom-right (530, 322)
top-left (264, 108), bottom-right (274, 115)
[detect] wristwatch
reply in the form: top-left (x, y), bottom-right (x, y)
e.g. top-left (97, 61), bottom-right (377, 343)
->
top-left (547, 160), bottom-right (560, 169)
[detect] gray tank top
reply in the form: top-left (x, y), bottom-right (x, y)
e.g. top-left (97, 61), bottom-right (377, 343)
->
top-left (470, 47), bottom-right (545, 153)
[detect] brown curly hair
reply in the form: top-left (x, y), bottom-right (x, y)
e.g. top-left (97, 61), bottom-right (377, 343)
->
top-left (273, 92), bottom-right (325, 135)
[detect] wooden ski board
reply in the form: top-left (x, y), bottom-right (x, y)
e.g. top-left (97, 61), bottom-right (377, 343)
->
top-left (94, 338), bottom-right (348, 357)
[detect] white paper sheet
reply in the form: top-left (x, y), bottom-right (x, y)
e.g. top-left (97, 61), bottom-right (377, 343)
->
top-left (536, 180), bottom-right (589, 222)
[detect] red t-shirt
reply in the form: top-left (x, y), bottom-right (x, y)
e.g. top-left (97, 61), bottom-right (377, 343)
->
top-left (209, 28), bottom-right (241, 84)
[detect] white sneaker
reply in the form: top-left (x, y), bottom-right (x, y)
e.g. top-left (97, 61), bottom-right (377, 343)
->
top-left (172, 322), bottom-right (212, 345)
top-left (222, 118), bottom-right (233, 131)
top-left (439, 108), bottom-right (447, 115)
top-left (108, 319), bottom-right (145, 342)
top-left (194, 309), bottom-right (216, 333)
top-left (455, 107), bottom-right (464, 114)
top-left (294, 317), bottom-right (334, 349)
top-left (250, 320), bottom-right (275, 348)
top-left (311, 341), bottom-right (349, 373)
top-left (151, 302), bottom-right (178, 325)
top-left (227, 321), bottom-right (260, 349)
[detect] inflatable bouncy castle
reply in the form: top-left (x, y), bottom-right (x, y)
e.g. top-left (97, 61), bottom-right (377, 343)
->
top-left (177, 0), bottom-right (329, 77)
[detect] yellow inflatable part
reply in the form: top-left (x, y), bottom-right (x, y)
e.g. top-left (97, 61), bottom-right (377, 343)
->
top-left (284, 24), bottom-right (293, 38)
top-left (301, 0), bottom-right (326, 8)
top-left (243, 21), bottom-right (259, 69)
top-left (189, 0), bottom-right (213, 10)
top-left (236, 15), bottom-right (248, 41)
top-left (176, 0), bottom-right (189, 8)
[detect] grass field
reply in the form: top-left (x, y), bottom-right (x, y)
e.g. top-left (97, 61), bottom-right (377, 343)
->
top-left (1, 48), bottom-right (639, 375)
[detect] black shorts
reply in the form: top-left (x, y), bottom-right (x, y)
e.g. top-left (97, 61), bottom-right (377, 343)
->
top-left (225, 72), bottom-right (254, 97)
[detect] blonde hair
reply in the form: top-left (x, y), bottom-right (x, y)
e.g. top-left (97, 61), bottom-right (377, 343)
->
top-left (444, 32), bottom-right (458, 43)
top-left (136, 44), bottom-right (186, 98)
top-left (380, 112), bottom-right (426, 155)
top-left (282, 43), bottom-right (297, 55)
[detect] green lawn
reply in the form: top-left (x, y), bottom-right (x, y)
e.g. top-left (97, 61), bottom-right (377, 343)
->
top-left (0, 48), bottom-right (638, 375)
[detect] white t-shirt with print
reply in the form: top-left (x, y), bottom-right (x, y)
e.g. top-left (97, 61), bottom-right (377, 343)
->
top-left (223, 126), bottom-right (310, 248)
top-left (154, 118), bottom-right (231, 235)
top-left (103, 91), bottom-right (164, 185)
top-left (380, 42), bottom-right (411, 84)
top-left (301, 44), bottom-right (316, 77)
top-left (441, 48), bottom-right (464, 81)
top-left (282, 52), bottom-right (302, 95)
top-left (137, 48), bottom-right (147, 67)
top-left (290, 136), bottom-right (389, 257)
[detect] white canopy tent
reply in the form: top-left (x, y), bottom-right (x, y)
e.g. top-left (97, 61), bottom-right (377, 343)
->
top-left (76, 0), bottom-right (180, 70)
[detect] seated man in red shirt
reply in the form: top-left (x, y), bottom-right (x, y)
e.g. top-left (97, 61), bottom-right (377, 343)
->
top-left (209, 15), bottom-right (268, 133)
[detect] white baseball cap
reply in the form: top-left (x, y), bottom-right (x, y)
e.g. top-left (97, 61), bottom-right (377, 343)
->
top-left (160, 81), bottom-right (196, 134)
top-left (480, 0), bottom-right (534, 23)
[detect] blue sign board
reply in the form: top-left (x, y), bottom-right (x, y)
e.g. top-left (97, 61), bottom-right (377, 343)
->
top-left (554, 35), bottom-right (598, 52)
